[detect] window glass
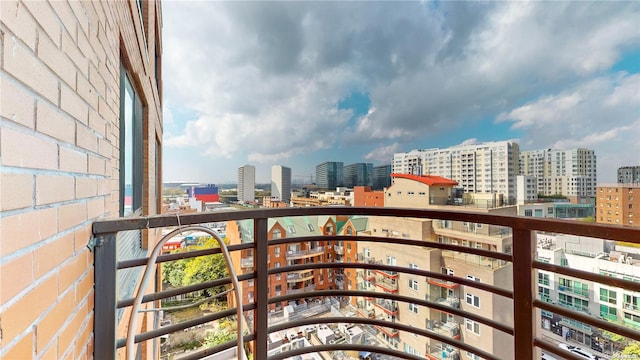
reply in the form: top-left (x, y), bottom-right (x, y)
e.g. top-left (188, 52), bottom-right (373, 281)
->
top-left (119, 67), bottom-right (143, 216)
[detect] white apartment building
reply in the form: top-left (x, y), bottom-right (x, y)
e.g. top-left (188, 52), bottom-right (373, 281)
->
top-left (536, 233), bottom-right (640, 355)
top-left (271, 165), bottom-right (292, 203)
top-left (516, 175), bottom-right (538, 205)
top-left (520, 148), bottom-right (597, 200)
top-left (393, 141), bottom-right (520, 204)
top-left (238, 164), bottom-right (256, 203)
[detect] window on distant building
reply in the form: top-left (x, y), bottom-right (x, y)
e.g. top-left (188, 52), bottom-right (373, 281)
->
top-left (119, 66), bottom-right (143, 216)
top-left (409, 279), bottom-right (418, 291)
top-left (465, 319), bottom-right (480, 335)
top-left (466, 293), bottom-right (480, 308)
top-left (408, 303), bottom-right (419, 313)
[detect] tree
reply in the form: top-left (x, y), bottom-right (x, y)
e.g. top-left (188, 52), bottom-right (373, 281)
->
top-left (162, 236), bottom-right (229, 295)
top-left (612, 341), bottom-right (640, 359)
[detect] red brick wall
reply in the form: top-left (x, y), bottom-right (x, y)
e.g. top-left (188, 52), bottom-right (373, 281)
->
top-left (0, 1), bottom-right (162, 358)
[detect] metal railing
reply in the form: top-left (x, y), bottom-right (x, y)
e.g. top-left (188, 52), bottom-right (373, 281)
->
top-left (91, 206), bottom-right (640, 360)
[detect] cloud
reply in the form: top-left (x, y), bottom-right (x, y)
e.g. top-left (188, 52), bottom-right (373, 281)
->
top-left (497, 73), bottom-right (640, 181)
top-left (364, 143), bottom-right (402, 163)
top-left (162, 1), bottom-right (640, 176)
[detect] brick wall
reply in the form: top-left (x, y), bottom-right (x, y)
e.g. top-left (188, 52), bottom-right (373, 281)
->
top-left (0, 1), bottom-right (162, 358)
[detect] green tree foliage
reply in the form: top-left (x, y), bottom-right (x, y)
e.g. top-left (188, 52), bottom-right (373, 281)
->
top-left (162, 236), bottom-right (229, 294)
top-left (204, 318), bottom-right (237, 347)
top-left (622, 341), bottom-right (640, 355)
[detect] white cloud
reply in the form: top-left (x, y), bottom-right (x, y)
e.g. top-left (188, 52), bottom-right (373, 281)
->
top-left (498, 73), bottom-right (640, 181)
top-left (364, 143), bottom-right (402, 163)
top-left (162, 1), bottom-right (640, 181)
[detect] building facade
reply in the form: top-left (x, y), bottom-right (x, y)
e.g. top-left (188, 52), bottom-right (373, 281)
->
top-left (353, 186), bottom-right (385, 207)
top-left (618, 166), bottom-right (640, 184)
top-left (0, 0), bottom-right (163, 358)
top-left (596, 184), bottom-right (640, 227)
top-left (536, 233), bottom-right (640, 354)
top-left (343, 163), bottom-right (373, 188)
top-left (393, 141), bottom-right (520, 204)
top-left (316, 161), bottom-right (344, 190)
top-left (351, 174), bottom-right (515, 359)
top-left (238, 164), bottom-right (256, 203)
top-left (516, 175), bottom-right (538, 205)
top-left (227, 216), bottom-right (342, 314)
top-left (372, 164), bottom-right (392, 190)
top-left (520, 148), bottom-right (597, 201)
top-left (271, 165), bottom-right (292, 203)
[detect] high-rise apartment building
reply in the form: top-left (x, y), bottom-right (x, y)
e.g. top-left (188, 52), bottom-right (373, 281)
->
top-left (343, 163), bottom-right (373, 188)
top-left (271, 165), bottom-right (292, 203)
top-left (372, 164), bottom-right (392, 190)
top-left (393, 141), bottom-right (520, 203)
top-left (316, 161), bottom-right (344, 190)
top-left (596, 184), bottom-right (640, 227)
top-left (520, 148), bottom-right (597, 201)
top-left (238, 165), bottom-right (256, 203)
top-left (618, 166), bottom-right (640, 184)
top-left (0, 1), bottom-right (163, 358)
top-left (353, 173), bottom-right (516, 359)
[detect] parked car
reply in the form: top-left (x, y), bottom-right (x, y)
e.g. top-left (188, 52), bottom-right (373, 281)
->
top-left (558, 343), bottom-right (600, 359)
top-left (541, 352), bottom-right (559, 360)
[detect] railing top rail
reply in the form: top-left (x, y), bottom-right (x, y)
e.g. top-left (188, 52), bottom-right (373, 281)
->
top-left (92, 206), bottom-right (640, 243)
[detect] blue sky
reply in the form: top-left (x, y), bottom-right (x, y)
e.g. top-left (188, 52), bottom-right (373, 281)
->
top-left (162, 1), bottom-right (639, 184)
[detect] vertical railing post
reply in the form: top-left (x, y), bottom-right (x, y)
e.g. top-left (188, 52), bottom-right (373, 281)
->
top-left (512, 227), bottom-right (535, 360)
top-left (254, 217), bottom-right (269, 358)
top-left (93, 233), bottom-right (117, 358)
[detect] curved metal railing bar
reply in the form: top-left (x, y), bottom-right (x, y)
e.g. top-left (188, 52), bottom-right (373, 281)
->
top-left (90, 206), bottom-right (640, 360)
top-left (124, 226), bottom-right (243, 360)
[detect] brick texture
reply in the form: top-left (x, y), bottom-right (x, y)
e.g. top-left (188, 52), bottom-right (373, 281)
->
top-left (0, 1), bottom-right (163, 358)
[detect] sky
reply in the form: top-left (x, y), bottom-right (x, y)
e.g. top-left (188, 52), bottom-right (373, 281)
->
top-left (161, 1), bottom-right (640, 184)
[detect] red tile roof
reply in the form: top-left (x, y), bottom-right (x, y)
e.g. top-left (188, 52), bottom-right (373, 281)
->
top-left (390, 173), bottom-right (458, 186)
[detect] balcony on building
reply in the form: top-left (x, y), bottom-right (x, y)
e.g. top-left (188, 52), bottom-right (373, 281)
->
top-left (90, 206), bottom-right (640, 360)
top-left (374, 299), bottom-right (399, 315)
top-left (426, 319), bottom-right (461, 340)
top-left (374, 276), bottom-right (398, 292)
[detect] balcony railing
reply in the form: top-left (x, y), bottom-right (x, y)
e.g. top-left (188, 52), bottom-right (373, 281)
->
top-left (91, 206), bottom-right (640, 360)
top-left (374, 276), bottom-right (398, 292)
top-left (374, 299), bottom-right (398, 315)
top-left (426, 295), bottom-right (461, 309)
top-left (241, 257), bottom-right (254, 268)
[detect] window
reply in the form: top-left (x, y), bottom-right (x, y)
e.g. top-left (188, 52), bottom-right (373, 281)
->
top-left (465, 319), bottom-right (480, 335)
top-left (307, 223), bottom-right (314, 231)
top-left (600, 288), bottom-right (617, 304)
top-left (287, 225), bottom-right (296, 234)
top-left (624, 312), bottom-right (640, 324)
top-left (409, 279), bottom-right (418, 291)
top-left (466, 351), bottom-right (481, 360)
top-left (119, 66), bottom-right (143, 216)
top-left (467, 275), bottom-right (481, 282)
top-left (538, 273), bottom-right (550, 286)
top-left (404, 344), bottom-right (419, 355)
top-left (274, 247), bottom-right (280, 257)
top-left (600, 304), bottom-right (617, 321)
top-left (408, 303), bottom-right (419, 314)
top-left (466, 293), bottom-right (480, 307)
top-left (539, 286), bottom-right (550, 301)
top-left (272, 229), bottom-right (282, 239)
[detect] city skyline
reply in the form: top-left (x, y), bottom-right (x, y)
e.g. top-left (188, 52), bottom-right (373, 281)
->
top-left (161, 2), bottom-right (639, 184)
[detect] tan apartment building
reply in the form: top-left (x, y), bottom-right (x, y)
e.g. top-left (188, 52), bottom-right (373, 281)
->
top-left (596, 184), bottom-right (640, 227)
top-left (353, 173), bottom-right (515, 359)
top-left (0, 1), bottom-right (163, 359)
